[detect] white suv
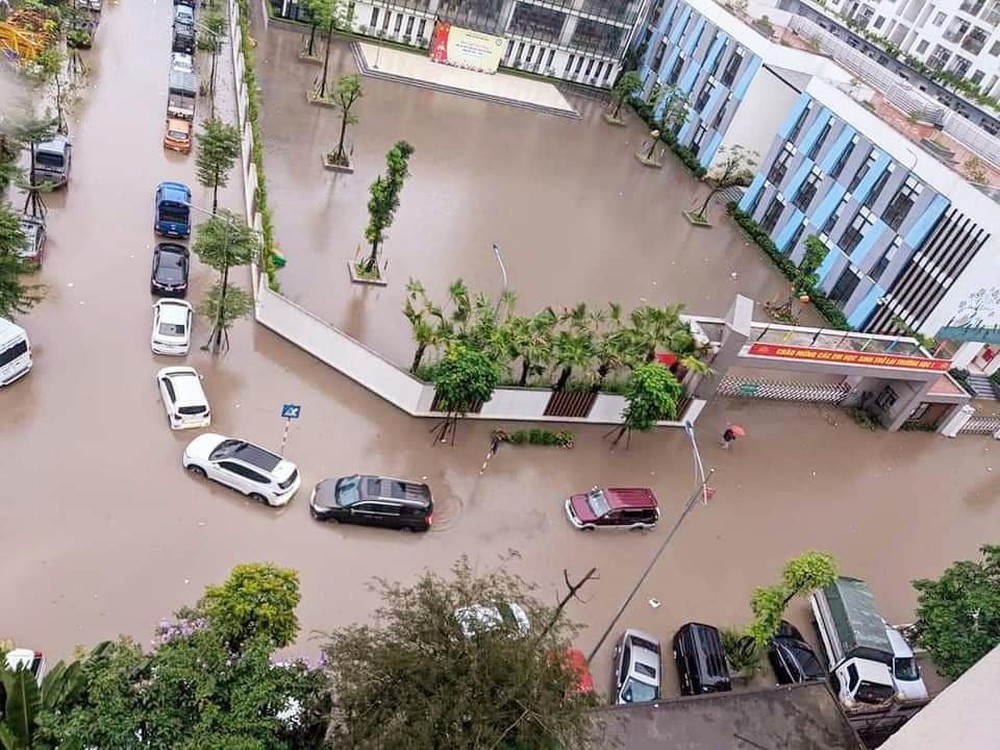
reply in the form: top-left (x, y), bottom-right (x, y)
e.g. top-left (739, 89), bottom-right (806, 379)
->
top-left (151, 299), bottom-right (193, 355)
top-left (182, 433), bottom-right (301, 506)
top-left (157, 366), bottom-right (211, 430)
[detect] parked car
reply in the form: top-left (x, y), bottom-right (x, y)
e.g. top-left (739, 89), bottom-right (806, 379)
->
top-left (454, 602), bottom-right (530, 638)
top-left (172, 21), bottom-right (195, 54)
top-left (309, 474), bottom-right (433, 531)
top-left (33, 134), bottom-right (72, 187)
top-left (163, 118), bottom-right (192, 154)
top-left (673, 622), bottom-right (732, 696)
top-left (150, 242), bottom-right (189, 297)
top-left (4, 649), bottom-right (45, 683)
top-left (171, 51), bottom-right (194, 74)
top-left (612, 629), bottom-right (661, 705)
top-left (157, 366), bottom-right (210, 430)
top-left (151, 299), bottom-right (193, 355)
top-left (182, 434), bottom-right (301, 506)
top-left (562, 648), bottom-right (595, 694)
top-left (768, 620), bottom-right (826, 685)
top-left (16, 215), bottom-right (46, 265)
top-left (174, 4), bottom-right (194, 26)
top-left (885, 626), bottom-right (928, 701)
top-left (564, 486), bottom-right (658, 531)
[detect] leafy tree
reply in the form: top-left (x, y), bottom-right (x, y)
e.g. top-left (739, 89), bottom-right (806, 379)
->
top-left (659, 84), bottom-right (689, 133)
top-left (431, 341), bottom-right (501, 443)
top-left (197, 6), bottom-right (227, 111)
top-left (327, 74), bottom-right (362, 166)
top-left (12, 113), bottom-right (58, 219)
top-left (195, 117), bottom-right (242, 214)
top-left (306, 0), bottom-right (351, 99)
top-left (692, 145), bottom-right (758, 220)
top-left (321, 556), bottom-right (596, 748)
top-left (610, 361), bottom-right (683, 446)
top-left (403, 278), bottom-right (450, 373)
top-left (608, 70), bottom-right (642, 120)
top-left (745, 551), bottom-right (838, 647)
top-left (361, 140), bottom-right (415, 277)
top-left (1, 654), bottom-right (91, 749)
top-left (913, 544), bottom-right (1000, 680)
top-left (195, 283), bottom-right (254, 352)
top-left (504, 309), bottom-right (557, 387)
top-left (192, 210), bottom-right (261, 352)
top-left (200, 562), bottom-right (301, 651)
top-left (0, 205), bottom-right (44, 320)
top-left (963, 156), bottom-right (989, 184)
top-left (767, 235), bottom-right (830, 323)
top-left (551, 330), bottom-right (595, 390)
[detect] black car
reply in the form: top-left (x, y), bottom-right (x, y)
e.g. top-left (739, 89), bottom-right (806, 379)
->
top-left (309, 474), bottom-right (433, 532)
top-left (151, 243), bottom-right (189, 297)
top-left (172, 23), bottom-right (195, 54)
top-left (768, 620), bottom-right (826, 685)
top-left (673, 622), bottom-right (732, 696)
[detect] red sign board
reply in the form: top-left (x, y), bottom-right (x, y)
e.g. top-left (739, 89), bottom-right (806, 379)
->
top-left (747, 342), bottom-right (951, 371)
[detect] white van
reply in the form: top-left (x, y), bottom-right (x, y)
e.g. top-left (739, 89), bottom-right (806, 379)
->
top-left (156, 366), bottom-right (211, 430)
top-left (0, 318), bottom-right (32, 386)
top-left (885, 626), bottom-right (928, 701)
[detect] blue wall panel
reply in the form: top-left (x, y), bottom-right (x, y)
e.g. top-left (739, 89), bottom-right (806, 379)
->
top-left (811, 182), bottom-right (846, 230)
top-left (848, 222), bottom-right (885, 266)
top-left (775, 209), bottom-right (805, 250)
top-left (905, 194), bottom-right (949, 248)
top-left (798, 109), bottom-right (830, 155)
top-left (732, 56), bottom-right (761, 100)
top-left (670, 6), bottom-right (692, 43)
top-left (820, 125), bottom-right (856, 173)
top-left (705, 33), bottom-right (728, 73)
top-left (848, 284), bottom-right (884, 328)
top-left (784, 161), bottom-right (813, 200)
top-left (778, 93), bottom-right (812, 139)
top-left (851, 152), bottom-right (892, 202)
top-left (816, 246), bottom-right (843, 285)
top-left (738, 174), bottom-right (765, 211)
top-left (679, 62), bottom-right (700, 93)
top-left (683, 17), bottom-right (706, 55)
top-left (701, 130), bottom-right (724, 165)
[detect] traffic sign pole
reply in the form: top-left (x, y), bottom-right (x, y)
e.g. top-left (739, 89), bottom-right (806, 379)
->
top-left (280, 418), bottom-right (292, 455)
top-left (278, 403), bottom-right (301, 456)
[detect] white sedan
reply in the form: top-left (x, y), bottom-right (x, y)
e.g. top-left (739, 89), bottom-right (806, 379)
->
top-left (182, 433), bottom-right (301, 506)
top-left (171, 52), bottom-right (194, 74)
top-left (454, 602), bottom-right (530, 638)
top-left (151, 299), bottom-right (193, 355)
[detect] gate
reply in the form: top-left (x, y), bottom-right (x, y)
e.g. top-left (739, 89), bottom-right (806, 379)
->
top-left (716, 376), bottom-right (851, 404)
top-left (958, 415), bottom-right (1000, 435)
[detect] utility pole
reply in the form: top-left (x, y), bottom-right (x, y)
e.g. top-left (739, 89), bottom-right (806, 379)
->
top-left (587, 468), bottom-right (715, 664)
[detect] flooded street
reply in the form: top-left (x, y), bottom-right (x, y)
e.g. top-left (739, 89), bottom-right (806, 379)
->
top-left (0, 0), bottom-right (997, 703)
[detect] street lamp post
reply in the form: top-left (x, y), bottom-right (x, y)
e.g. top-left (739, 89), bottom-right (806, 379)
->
top-left (491, 242), bottom-right (508, 318)
top-left (587, 468), bottom-right (715, 664)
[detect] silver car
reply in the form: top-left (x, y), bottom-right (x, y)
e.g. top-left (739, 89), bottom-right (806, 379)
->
top-left (612, 629), bottom-right (661, 705)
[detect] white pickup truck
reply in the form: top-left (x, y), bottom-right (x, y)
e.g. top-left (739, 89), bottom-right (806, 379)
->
top-left (810, 576), bottom-right (899, 712)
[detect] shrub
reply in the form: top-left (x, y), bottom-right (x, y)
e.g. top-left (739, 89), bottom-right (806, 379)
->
top-left (720, 628), bottom-right (761, 676)
top-left (626, 96), bottom-right (708, 179)
top-left (494, 428), bottom-right (575, 448)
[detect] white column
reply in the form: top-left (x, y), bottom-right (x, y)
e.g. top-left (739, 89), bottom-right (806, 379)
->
top-left (950, 341), bottom-right (983, 369)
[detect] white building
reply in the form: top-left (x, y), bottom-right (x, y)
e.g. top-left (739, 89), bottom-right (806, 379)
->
top-left (825, 0), bottom-right (1000, 98)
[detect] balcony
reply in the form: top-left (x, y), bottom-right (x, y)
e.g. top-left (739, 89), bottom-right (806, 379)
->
top-left (943, 27), bottom-right (968, 43)
top-left (961, 29), bottom-right (988, 54)
top-left (959, 0), bottom-right (985, 15)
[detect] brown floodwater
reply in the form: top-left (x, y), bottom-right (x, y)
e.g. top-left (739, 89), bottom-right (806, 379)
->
top-left (0, 0), bottom-right (996, 704)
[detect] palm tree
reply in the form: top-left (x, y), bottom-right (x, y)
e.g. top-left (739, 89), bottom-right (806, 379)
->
top-left (404, 279), bottom-right (450, 373)
top-left (504, 310), bottom-right (557, 387)
top-left (551, 330), bottom-right (595, 391)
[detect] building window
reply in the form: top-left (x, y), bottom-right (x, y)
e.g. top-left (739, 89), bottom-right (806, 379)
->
top-left (788, 102), bottom-right (812, 141)
top-left (707, 33), bottom-right (725, 76)
top-left (822, 196), bottom-right (848, 235)
top-left (547, 49), bottom-right (556, 68)
top-left (564, 54), bottom-right (574, 74)
top-left (369, 7), bottom-right (379, 27)
top-left (720, 46), bottom-right (744, 87)
top-left (840, 210), bottom-right (876, 254)
top-left (862, 164), bottom-right (893, 208)
top-left (760, 198), bottom-right (784, 233)
top-left (405, 16), bottom-right (414, 36)
top-left (574, 57), bottom-right (584, 75)
top-left (829, 267), bottom-right (862, 306)
top-left (585, 58), bottom-right (595, 76)
top-left (651, 42), bottom-right (666, 71)
top-left (916, 39), bottom-right (930, 54)
top-left (666, 55), bottom-right (685, 85)
top-left (933, 11), bottom-right (947, 25)
top-left (769, 142), bottom-right (795, 185)
top-left (691, 124), bottom-right (708, 156)
top-left (971, 69), bottom-right (985, 85)
top-left (712, 96), bottom-right (730, 128)
top-left (594, 61), bottom-right (604, 79)
top-left (848, 148), bottom-right (879, 193)
top-left (418, 19), bottom-right (427, 39)
top-left (870, 237), bottom-right (901, 281)
top-left (695, 81), bottom-right (714, 111)
top-left (393, 14), bottom-right (403, 33)
top-left (793, 168), bottom-right (822, 211)
top-left (928, 45), bottom-right (951, 71)
top-left (785, 220), bottom-right (807, 253)
top-left (883, 175), bottom-right (922, 230)
top-left (603, 64), bottom-right (613, 83)
top-left (808, 118), bottom-right (832, 160)
top-left (991, 40), bottom-right (1000, 56)
top-left (830, 135), bottom-right (858, 179)
top-left (873, 14), bottom-right (885, 27)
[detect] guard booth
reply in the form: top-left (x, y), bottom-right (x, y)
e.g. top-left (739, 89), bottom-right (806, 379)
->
top-left (687, 296), bottom-right (970, 433)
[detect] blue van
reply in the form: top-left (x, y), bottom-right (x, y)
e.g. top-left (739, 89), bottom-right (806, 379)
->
top-left (154, 181), bottom-right (192, 238)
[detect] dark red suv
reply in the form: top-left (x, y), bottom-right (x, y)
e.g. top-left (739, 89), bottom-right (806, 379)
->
top-left (564, 487), bottom-right (659, 531)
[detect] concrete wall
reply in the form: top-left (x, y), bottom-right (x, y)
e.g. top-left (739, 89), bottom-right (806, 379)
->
top-left (722, 65), bottom-right (800, 168)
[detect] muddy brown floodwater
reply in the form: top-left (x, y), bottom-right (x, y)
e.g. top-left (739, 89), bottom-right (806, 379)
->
top-left (0, 0), bottom-right (996, 703)
top-left (254, 27), bottom-right (823, 369)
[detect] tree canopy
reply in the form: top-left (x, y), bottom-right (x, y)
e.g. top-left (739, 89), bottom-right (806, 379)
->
top-left (322, 557), bottom-right (596, 748)
top-left (0, 204), bottom-right (44, 320)
top-left (361, 140), bottom-right (415, 275)
top-left (431, 340), bottom-right (502, 416)
top-left (746, 551), bottom-right (838, 647)
top-left (914, 544), bottom-right (1000, 680)
top-left (195, 118), bottom-right (242, 213)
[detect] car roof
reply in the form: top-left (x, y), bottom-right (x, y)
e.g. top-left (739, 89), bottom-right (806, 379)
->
top-left (157, 181), bottom-right (191, 200)
top-left (157, 300), bottom-right (192, 322)
top-left (884, 627), bottom-right (914, 657)
top-left (625, 631), bottom-right (660, 682)
top-left (167, 118), bottom-right (191, 130)
top-left (162, 368), bottom-right (205, 400)
top-left (156, 243), bottom-right (188, 256)
top-left (605, 487), bottom-right (657, 509)
top-left (360, 475), bottom-right (432, 505)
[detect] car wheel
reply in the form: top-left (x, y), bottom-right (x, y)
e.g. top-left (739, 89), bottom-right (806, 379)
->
top-left (581, 525), bottom-right (596, 532)
top-left (186, 465), bottom-right (206, 478)
top-left (400, 526), bottom-right (415, 533)
top-left (248, 493), bottom-right (267, 504)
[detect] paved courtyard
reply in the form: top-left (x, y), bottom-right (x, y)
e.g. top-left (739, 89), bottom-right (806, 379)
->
top-left (256, 27), bottom-right (821, 369)
top-left (0, 0), bottom-right (996, 707)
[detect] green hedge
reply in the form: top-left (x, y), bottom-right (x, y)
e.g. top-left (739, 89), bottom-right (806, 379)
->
top-left (234, 0), bottom-right (279, 289)
top-left (727, 203), bottom-right (850, 330)
top-left (626, 96), bottom-right (708, 179)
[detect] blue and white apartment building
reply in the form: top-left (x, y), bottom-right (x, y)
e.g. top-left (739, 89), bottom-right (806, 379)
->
top-left (637, 0), bottom-right (1000, 356)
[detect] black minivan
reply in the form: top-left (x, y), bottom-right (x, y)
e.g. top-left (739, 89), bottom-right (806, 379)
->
top-left (309, 474), bottom-right (433, 532)
top-left (673, 622), bottom-right (733, 696)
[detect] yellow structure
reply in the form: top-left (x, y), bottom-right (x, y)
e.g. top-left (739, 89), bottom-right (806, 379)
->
top-left (0, 21), bottom-right (45, 62)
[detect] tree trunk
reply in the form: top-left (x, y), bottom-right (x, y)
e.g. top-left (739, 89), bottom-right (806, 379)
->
top-left (211, 264), bottom-right (230, 354)
top-left (210, 50), bottom-right (219, 117)
top-left (336, 108), bottom-right (349, 162)
top-left (307, 23), bottom-right (317, 56)
top-left (612, 97), bottom-right (623, 118)
top-left (410, 343), bottom-right (426, 373)
top-left (592, 362), bottom-right (610, 392)
top-left (518, 359), bottom-right (530, 387)
top-left (698, 186), bottom-right (719, 217)
top-left (211, 170), bottom-right (219, 213)
top-left (319, 21), bottom-right (333, 98)
top-left (556, 366), bottom-right (572, 391)
top-left (362, 239), bottom-right (379, 273)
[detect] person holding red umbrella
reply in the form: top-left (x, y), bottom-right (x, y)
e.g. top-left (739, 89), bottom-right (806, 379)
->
top-left (721, 423), bottom-right (746, 449)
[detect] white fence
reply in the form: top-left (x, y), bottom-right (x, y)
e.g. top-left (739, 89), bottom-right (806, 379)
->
top-left (224, 2), bottom-right (708, 427)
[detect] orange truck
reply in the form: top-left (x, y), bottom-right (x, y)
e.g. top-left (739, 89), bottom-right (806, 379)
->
top-left (163, 118), bottom-right (192, 154)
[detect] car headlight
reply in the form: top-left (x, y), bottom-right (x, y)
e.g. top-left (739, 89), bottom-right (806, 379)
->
top-left (896, 691), bottom-right (907, 702)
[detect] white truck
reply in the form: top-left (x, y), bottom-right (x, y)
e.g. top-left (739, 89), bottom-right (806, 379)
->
top-left (810, 576), bottom-right (899, 712)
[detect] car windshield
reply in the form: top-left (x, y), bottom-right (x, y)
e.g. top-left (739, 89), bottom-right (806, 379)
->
top-left (168, 129), bottom-right (189, 140)
top-left (159, 206), bottom-right (188, 222)
top-left (209, 439), bottom-right (246, 461)
top-left (586, 489), bottom-right (611, 516)
top-left (36, 151), bottom-right (64, 167)
top-left (158, 322), bottom-right (186, 336)
top-left (894, 657), bottom-right (920, 681)
top-left (336, 475), bottom-right (361, 506)
top-left (790, 645), bottom-right (824, 678)
top-left (622, 677), bottom-right (658, 704)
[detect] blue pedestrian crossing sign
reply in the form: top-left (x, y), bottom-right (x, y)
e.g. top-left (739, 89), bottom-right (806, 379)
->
top-left (281, 403), bottom-right (302, 419)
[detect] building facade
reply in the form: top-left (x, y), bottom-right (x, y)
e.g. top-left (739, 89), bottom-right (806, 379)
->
top-left (832, 0), bottom-right (1000, 98)
top-left (269, 0), bottom-right (646, 87)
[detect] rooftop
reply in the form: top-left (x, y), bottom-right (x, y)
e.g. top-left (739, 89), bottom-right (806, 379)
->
top-left (589, 682), bottom-right (863, 749)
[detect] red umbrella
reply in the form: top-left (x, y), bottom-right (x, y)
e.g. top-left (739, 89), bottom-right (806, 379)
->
top-left (728, 424), bottom-right (746, 437)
